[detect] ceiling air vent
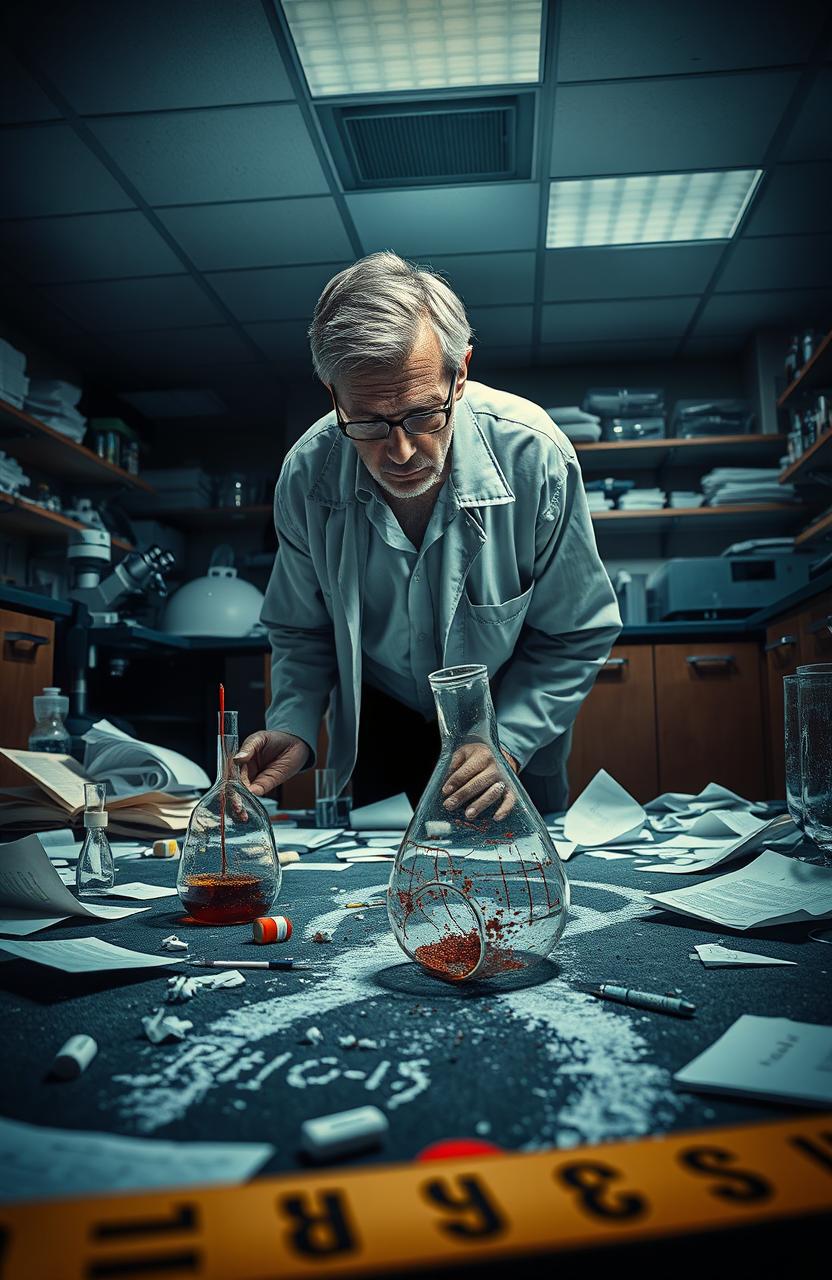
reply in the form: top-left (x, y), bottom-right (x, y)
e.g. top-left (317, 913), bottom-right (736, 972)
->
top-left (319, 95), bottom-right (534, 189)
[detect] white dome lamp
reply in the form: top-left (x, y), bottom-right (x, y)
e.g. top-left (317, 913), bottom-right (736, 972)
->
top-left (161, 545), bottom-right (265, 637)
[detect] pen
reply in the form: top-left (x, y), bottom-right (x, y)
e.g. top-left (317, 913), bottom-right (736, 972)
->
top-left (188, 958), bottom-right (313, 971)
top-left (590, 984), bottom-right (696, 1018)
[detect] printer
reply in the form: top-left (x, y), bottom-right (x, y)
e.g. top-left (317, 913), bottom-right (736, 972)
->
top-left (647, 551), bottom-right (814, 621)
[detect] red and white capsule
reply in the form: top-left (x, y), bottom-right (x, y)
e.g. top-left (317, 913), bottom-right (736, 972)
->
top-left (252, 915), bottom-right (293, 945)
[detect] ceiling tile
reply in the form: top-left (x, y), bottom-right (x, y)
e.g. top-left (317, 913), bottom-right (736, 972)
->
top-left (6, 0), bottom-right (293, 113)
top-left (0, 124), bottom-right (133, 217)
top-left (245, 320), bottom-right (314, 368)
top-left (88, 106), bottom-right (329, 205)
top-left (45, 276), bottom-right (224, 331)
top-left (550, 73), bottom-right (798, 176)
top-left (544, 244), bottom-right (721, 301)
top-left (414, 252), bottom-right (536, 306)
top-left (103, 326), bottom-right (258, 369)
top-left (542, 297), bottom-right (698, 342)
top-left (157, 198), bottom-right (354, 270)
top-left (469, 306), bottom-right (534, 347)
top-left (718, 233), bottom-right (832, 291)
top-left (743, 162), bottom-right (832, 235)
top-left (538, 339), bottom-right (679, 364)
top-left (0, 46), bottom-right (61, 123)
top-left (0, 210), bottom-right (182, 282)
top-left (347, 185), bottom-right (540, 256)
top-left (779, 68), bottom-right (832, 163)
top-left (556, 0), bottom-right (828, 81)
top-left (695, 289), bottom-right (831, 335)
top-left (206, 262), bottom-right (350, 322)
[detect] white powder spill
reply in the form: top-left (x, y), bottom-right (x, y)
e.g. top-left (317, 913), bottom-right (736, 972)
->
top-left (112, 878), bottom-right (682, 1144)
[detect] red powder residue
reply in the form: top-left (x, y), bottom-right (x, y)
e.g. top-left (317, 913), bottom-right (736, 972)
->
top-left (397, 889), bottom-right (415, 920)
top-left (415, 930), bottom-right (525, 980)
top-left (312, 931), bottom-right (332, 944)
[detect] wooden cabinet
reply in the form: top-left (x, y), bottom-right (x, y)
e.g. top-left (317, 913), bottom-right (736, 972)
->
top-left (568, 645), bottom-right (658, 803)
top-left (0, 610), bottom-right (55, 783)
top-left (798, 589), bottom-right (832, 666)
top-left (763, 611), bottom-right (804, 799)
top-left (654, 641), bottom-right (766, 799)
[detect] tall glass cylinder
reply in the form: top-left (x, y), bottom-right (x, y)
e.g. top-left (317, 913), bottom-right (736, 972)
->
top-left (783, 675), bottom-right (804, 828)
top-left (387, 665), bottom-right (569, 982)
top-left (177, 710), bottom-right (281, 923)
top-left (797, 668), bottom-right (832, 863)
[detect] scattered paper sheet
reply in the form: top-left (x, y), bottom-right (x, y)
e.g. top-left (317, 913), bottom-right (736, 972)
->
top-left (0, 835), bottom-right (148, 921)
top-left (649, 849), bottom-right (832, 930)
top-left (0, 937), bottom-right (177, 973)
top-left (0, 1116), bottom-right (273, 1202)
top-left (637, 814), bottom-right (799, 876)
top-left (562, 770), bottom-right (645, 852)
top-left (694, 943), bottom-right (796, 968)
top-left (674, 1015), bottom-right (832, 1106)
top-left (96, 882), bottom-right (179, 901)
top-left (272, 828), bottom-right (343, 849)
top-left (353, 829), bottom-right (407, 840)
top-left (350, 793), bottom-right (414, 831)
top-left (582, 849), bottom-right (639, 860)
top-left (82, 718), bottom-right (210, 794)
top-left (646, 782), bottom-right (754, 814)
top-left (39, 829), bottom-right (78, 854)
top-left (0, 910), bottom-right (70, 936)
top-left (282, 863), bottom-right (350, 872)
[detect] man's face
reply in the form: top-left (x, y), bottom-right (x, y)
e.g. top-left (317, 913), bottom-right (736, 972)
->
top-left (332, 323), bottom-right (470, 501)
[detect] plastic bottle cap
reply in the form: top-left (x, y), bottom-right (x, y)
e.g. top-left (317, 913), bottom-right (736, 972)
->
top-left (51, 1034), bottom-right (98, 1081)
top-left (43, 687), bottom-right (61, 695)
top-left (252, 915), bottom-right (292, 944)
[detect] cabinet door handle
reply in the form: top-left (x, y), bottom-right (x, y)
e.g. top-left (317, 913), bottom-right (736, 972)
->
top-left (686, 654), bottom-right (735, 668)
top-left (764, 634), bottom-right (798, 653)
top-left (808, 615), bottom-right (832, 636)
top-left (4, 630), bottom-right (49, 651)
top-left (603, 657), bottom-right (629, 668)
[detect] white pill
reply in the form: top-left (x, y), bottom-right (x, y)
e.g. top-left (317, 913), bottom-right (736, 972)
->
top-left (300, 1105), bottom-right (388, 1161)
top-left (51, 1034), bottom-right (98, 1080)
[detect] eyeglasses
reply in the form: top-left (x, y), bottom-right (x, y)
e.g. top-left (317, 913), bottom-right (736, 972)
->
top-left (332, 374), bottom-right (456, 441)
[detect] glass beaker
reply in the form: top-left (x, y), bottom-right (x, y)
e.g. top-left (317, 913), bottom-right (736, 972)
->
top-left (387, 665), bottom-right (569, 982)
top-left (783, 675), bottom-right (804, 828)
top-left (177, 709), bottom-right (281, 923)
top-left (29, 686), bottom-right (71, 753)
top-left (77, 782), bottom-right (115, 896)
top-left (797, 667), bottom-right (832, 864)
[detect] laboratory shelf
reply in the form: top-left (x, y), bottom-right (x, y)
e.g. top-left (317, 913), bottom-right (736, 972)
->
top-left (140, 504), bottom-right (273, 530)
top-left (795, 507), bottom-right (832, 548)
top-left (89, 623), bottom-right (268, 652)
top-left (777, 329), bottom-right (832, 409)
top-left (0, 583), bottom-right (72, 619)
top-left (778, 428), bottom-right (832, 485)
top-left (0, 491), bottom-right (132, 549)
top-left (591, 502), bottom-right (808, 535)
top-left (0, 398), bottom-right (154, 492)
top-left (574, 433), bottom-right (786, 473)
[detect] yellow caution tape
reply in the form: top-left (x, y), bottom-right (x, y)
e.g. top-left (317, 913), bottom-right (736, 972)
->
top-left (1, 1113), bottom-right (830, 1278)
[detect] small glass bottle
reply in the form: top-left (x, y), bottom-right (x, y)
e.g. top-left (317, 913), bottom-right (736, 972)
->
top-left (76, 783), bottom-right (115, 896)
top-left (28, 687), bottom-right (72, 753)
top-left (177, 709), bottom-right (281, 924)
top-left (387, 665), bottom-right (569, 982)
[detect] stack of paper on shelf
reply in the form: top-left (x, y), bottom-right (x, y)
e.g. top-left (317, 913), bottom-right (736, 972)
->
top-left (0, 749), bottom-right (197, 835)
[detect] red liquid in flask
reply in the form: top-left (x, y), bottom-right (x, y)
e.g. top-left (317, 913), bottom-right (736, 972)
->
top-left (180, 872), bottom-right (273, 925)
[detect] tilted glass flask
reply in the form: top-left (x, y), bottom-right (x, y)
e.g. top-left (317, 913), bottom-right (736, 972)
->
top-left (77, 782), bottom-right (115, 896)
top-left (387, 665), bottom-right (569, 981)
top-left (177, 709), bottom-right (281, 924)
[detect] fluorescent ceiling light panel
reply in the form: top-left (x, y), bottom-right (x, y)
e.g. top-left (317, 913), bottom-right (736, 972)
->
top-left (546, 170), bottom-right (763, 249)
top-left (282, 0), bottom-right (543, 96)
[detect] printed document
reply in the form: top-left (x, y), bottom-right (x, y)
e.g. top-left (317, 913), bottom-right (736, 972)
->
top-left (675, 1015), bottom-right (832, 1106)
top-left (0, 835), bottom-right (146, 922)
top-left (649, 849), bottom-right (832, 929)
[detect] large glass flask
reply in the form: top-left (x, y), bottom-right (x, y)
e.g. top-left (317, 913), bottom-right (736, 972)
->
top-left (387, 665), bottom-right (569, 981)
top-left (797, 665), bottom-right (832, 864)
top-left (177, 709), bottom-right (281, 923)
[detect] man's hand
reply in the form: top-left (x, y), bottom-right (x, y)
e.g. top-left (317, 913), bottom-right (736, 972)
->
top-left (441, 743), bottom-right (519, 822)
top-left (234, 730), bottom-right (310, 798)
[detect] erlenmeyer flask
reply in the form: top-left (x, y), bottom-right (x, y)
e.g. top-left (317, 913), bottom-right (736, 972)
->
top-left (387, 665), bottom-right (569, 981)
top-left (177, 709), bottom-right (281, 924)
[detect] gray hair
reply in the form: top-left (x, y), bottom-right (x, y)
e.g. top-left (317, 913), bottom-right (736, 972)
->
top-left (308, 251), bottom-right (472, 385)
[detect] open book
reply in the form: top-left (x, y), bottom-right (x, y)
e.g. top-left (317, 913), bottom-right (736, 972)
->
top-left (0, 749), bottom-right (198, 836)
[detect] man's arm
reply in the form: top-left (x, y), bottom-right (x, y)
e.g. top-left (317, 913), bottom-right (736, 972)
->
top-left (259, 474), bottom-right (338, 772)
top-left (494, 441), bottom-right (622, 770)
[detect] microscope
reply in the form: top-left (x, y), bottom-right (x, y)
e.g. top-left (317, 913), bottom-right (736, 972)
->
top-left (65, 528), bottom-right (174, 742)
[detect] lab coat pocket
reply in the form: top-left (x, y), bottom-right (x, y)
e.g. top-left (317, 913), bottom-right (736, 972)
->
top-left (463, 583), bottom-right (534, 670)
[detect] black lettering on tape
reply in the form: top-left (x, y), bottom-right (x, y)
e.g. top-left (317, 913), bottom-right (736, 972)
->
top-left (678, 1146), bottom-right (773, 1203)
top-left (421, 1176), bottom-right (507, 1240)
top-left (556, 1161), bottom-right (647, 1222)
top-left (790, 1132), bottom-right (832, 1175)
top-left (280, 1191), bottom-right (358, 1258)
top-left (85, 1203), bottom-right (200, 1277)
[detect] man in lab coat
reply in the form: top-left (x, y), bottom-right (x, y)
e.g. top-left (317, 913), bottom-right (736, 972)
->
top-left (237, 253), bottom-right (621, 818)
